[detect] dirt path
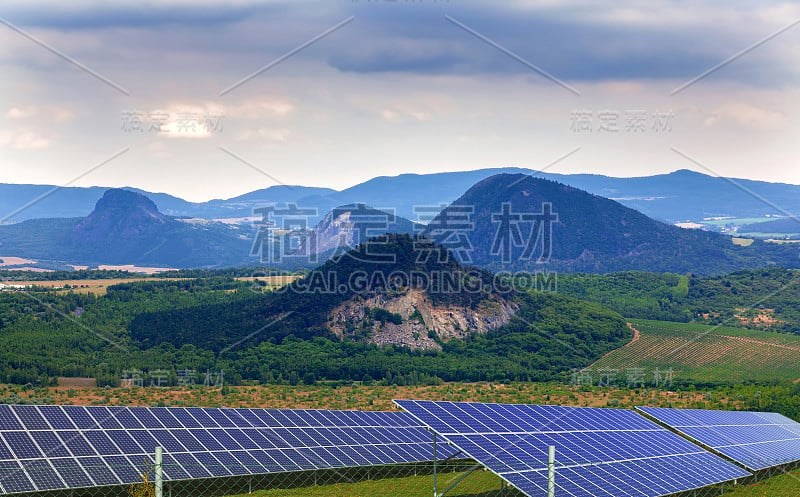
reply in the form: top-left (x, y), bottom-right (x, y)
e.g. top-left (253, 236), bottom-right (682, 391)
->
top-left (626, 323), bottom-right (641, 346)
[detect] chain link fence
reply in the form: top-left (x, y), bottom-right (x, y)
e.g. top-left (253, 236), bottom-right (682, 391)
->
top-left (5, 457), bottom-right (800, 497)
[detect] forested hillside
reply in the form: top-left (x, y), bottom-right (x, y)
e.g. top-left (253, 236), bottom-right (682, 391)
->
top-left (558, 268), bottom-right (800, 332)
top-left (0, 236), bottom-right (630, 386)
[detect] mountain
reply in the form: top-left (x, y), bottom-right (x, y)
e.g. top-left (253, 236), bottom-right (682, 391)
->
top-left (0, 184), bottom-right (197, 223)
top-left (197, 185), bottom-right (338, 221)
top-left (0, 189), bottom-right (251, 267)
top-left (423, 174), bottom-right (800, 275)
top-left (129, 234), bottom-right (631, 383)
top-left (5, 168), bottom-right (799, 225)
top-left (298, 203), bottom-right (417, 262)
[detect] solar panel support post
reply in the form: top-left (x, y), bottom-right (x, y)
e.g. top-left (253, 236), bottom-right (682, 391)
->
top-left (155, 446), bottom-right (163, 497)
top-left (432, 430), bottom-right (438, 497)
top-left (548, 445), bottom-right (555, 497)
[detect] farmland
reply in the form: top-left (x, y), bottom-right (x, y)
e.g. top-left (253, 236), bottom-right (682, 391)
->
top-left (0, 275), bottom-right (298, 295)
top-left (590, 319), bottom-right (800, 384)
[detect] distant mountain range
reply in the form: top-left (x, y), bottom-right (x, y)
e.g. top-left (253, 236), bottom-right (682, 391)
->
top-left (2, 168), bottom-right (800, 225)
top-left (2, 175), bottom-right (799, 273)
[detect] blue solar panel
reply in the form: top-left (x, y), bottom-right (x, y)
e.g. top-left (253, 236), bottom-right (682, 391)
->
top-left (0, 406), bottom-right (23, 431)
top-left (75, 457), bottom-right (120, 486)
top-left (88, 407), bottom-right (124, 429)
top-left (0, 461), bottom-right (36, 494)
top-left (57, 431), bottom-right (97, 457)
top-left (150, 408), bottom-right (184, 428)
top-left (638, 406), bottom-right (800, 470)
top-left (22, 459), bottom-right (64, 490)
top-left (3, 432), bottom-right (44, 459)
top-left (31, 431), bottom-right (72, 458)
top-left (37, 406), bottom-right (75, 430)
top-left (397, 400), bottom-right (751, 497)
top-left (106, 407), bottom-right (143, 429)
top-left (0, 405), bottom-right (456, 494)
top-left (14, 406), bottom-right (51, 431)
top-left (51, 458), bottom-right (94, 488)
top-left (62, 406), bottom-right (98, 430)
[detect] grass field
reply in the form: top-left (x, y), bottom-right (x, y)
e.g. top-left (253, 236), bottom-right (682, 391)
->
top-left (218, 467), bottom-right (800, 497)
top-left (225, 468), bottom-right (509, 497)
top-left (590, 319), bottom-right (800, 384)
top-left (721, 469), bottom-right (800, 496)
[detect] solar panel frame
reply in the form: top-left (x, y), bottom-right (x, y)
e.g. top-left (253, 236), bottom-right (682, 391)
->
top-left (638, 406), bottom-right (800, 471)
top-left (397, 400), bottom-right (751, 497)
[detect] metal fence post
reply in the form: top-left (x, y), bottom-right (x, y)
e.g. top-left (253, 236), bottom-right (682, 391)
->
top-left (155, 446), bottom-right (163, 497)
top-left (433, 431), bottom-right (438, 497)
top-left (548, 445), bottom-right (555, 497)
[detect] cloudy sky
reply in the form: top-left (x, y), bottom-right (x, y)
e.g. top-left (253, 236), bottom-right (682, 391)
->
top-left (1, 0), bottom-right (798, 201)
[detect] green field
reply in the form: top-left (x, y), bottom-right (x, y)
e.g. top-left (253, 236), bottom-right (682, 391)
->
top-left (217, 467), bottom-right (800, 497)
top-left (701, 217), bottom-right (779, 227)
top-left (218, 466), bottom-right (511, 497)
top-left (590, 319), bottom-right (800, 384)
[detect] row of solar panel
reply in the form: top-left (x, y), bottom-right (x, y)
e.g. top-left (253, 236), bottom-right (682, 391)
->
top-left (396, 400), bottom-right (792, 497)
top-left (0, 405), bottom-right (416, 431)
top-left (4, 401), bottom-right (800, 497)
top-left (0, 406), bottom-right (457, 495)
top-left (0, 444), bottom-right (439, 494)
top-left (639, 407), bottom-right (800, 471)
top-left (0, 426), bottom-right (432, 460)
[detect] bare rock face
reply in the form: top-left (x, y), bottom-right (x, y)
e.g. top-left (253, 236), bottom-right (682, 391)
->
top-left (299, 204), bottom-right (416, 258)
top-left (328, 289), bottom-right (517, 350)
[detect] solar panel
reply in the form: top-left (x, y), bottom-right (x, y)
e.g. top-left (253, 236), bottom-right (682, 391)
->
top-left (0, 406), bottom-right (455, 494)
top-left (396, 400), bottom-right (750, 497)
top-left (638, 406), bottom-right (800, 471)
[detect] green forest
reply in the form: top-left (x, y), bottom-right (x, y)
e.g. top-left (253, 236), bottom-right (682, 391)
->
top-left (1, 239), bottom-right (798, 422)
top-left (557, 268), bottom-right (800, 332)
top-left (0, 236), bottom-right (631, 387)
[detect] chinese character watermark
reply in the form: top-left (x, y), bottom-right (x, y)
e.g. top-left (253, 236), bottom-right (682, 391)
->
top-left (570, 109), bottom-right (674, 133)
top-left (415, 204), bottom-right (475, 263)
top-left (121, 109), bottom-right (224, 134)
top-left (120, 369), bottom-right (224, 388)
top-left (570, 367), bottom-right (675, 388)
top-left (491, 202), bottom-right (558, 263)
top-left (250, 203), bottom-right (318, 264)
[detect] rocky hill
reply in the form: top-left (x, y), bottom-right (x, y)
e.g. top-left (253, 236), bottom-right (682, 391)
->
top-left (130, 234), bottom-right (519, 351)
top-left (298, 203), bottom-right (416, 263)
